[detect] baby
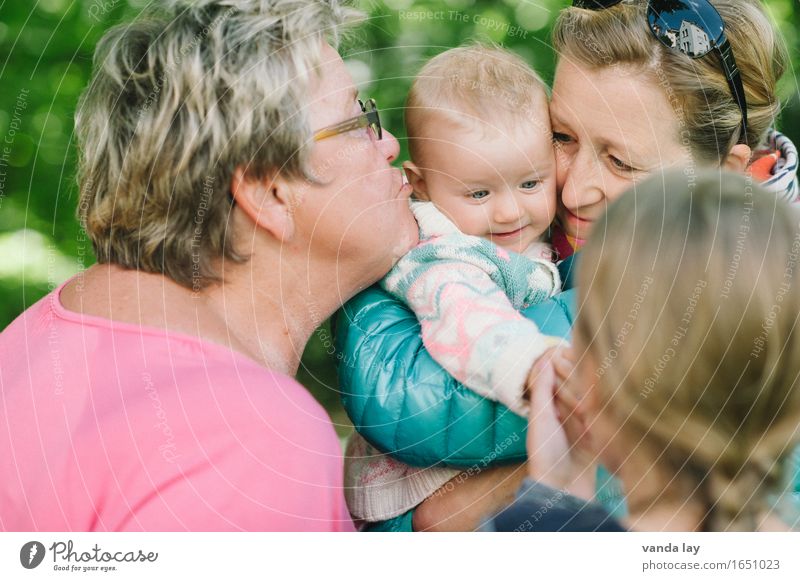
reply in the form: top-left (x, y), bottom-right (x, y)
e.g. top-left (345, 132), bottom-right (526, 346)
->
top-left (344, 43), bottom-right (566, 525)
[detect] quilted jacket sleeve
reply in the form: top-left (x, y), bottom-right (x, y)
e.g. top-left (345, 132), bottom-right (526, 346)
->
top-left (334, 256), bottom-right (578, 468)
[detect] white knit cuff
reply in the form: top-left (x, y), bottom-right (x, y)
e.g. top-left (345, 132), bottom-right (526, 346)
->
top-left (466, 323), bottom-right (567, 416)
top-left (344, 433), bottom-right (460, 522)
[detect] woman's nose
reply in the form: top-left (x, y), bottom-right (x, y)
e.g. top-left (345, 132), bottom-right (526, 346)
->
top-left (378, 128), bottom-right (400, 163)
top-left (561, 149), bottom-right (603, 212)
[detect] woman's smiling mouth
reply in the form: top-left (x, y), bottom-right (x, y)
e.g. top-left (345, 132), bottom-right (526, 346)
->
top-left (490, 225), bottom-right (528, 240)
top-left (562, 206), bottom-right (593, 227)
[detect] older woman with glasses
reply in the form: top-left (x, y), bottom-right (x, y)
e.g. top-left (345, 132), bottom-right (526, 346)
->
top-left (336, 0), bottom-right (799, 531)
top-left (0, 0), bottom-right (417, 531)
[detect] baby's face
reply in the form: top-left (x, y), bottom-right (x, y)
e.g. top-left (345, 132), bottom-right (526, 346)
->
top-left (409, 109), bottom-right (556, 254)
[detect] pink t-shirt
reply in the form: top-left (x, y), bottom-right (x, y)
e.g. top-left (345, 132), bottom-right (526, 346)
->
top-left (0, 278), bottom-right (355, 531)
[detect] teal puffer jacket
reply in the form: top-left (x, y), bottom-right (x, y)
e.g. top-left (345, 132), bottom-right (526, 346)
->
top-left (335, 256), bottom-right (578, 468)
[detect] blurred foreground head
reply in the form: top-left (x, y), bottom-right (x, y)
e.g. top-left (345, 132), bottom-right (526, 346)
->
top-left (578, 169), bottom-right (800, 530)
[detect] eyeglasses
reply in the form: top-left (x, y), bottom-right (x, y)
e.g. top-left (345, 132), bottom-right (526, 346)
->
top-left (313, 98), bottom-right (383, 142)
top-left (572, 0), bottom-right (748, 144)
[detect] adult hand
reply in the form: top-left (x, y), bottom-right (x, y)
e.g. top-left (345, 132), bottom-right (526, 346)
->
top-left (552, 347), bottom-right (597, 451)
top-left (525, 347), bottom-right (569, 482)
top-left (413, 463), bottom-right (528, 531)
top-left (527, 346), bottom-right (596, 499)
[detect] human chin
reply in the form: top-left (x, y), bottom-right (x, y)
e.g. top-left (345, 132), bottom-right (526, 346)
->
top-left (381, 198), bottom-right (419, 264)
top-left (557, 205), bottom-right (595, 240)
top-left (393, 208), bottom-right (420, 258)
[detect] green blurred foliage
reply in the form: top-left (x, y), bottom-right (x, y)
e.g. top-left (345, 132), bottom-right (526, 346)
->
top-left (1, 0), bottom-right (798, 434)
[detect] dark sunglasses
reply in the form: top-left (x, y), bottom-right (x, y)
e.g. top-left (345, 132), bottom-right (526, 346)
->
top-left (572, 0), bottom-right (748, 144)
top-left (313, 98), bottom-right (383, 142)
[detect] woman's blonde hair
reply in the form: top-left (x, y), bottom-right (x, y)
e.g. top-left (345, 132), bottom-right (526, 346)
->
top-left (75, 0), bottom-right (361, 290)
top-left (577, 170), bottom-right (800, 531)
top-left (553, 0), bottom-right (788, 162)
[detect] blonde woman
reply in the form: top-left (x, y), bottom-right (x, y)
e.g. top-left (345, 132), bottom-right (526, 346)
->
top-left (488, 170), bottom-right (800, 532)
top-left (549, 0), bottom-right (797, 257)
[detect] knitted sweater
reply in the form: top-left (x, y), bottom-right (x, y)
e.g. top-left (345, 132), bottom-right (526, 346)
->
top-left (381, 201), bottom-right (561, 413)
top-left (345, 200), bottom-right (562, 522)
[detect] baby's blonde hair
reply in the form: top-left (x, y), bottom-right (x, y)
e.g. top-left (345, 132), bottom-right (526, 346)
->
top-left (578, 170), bottom-right (800, 531)
top-left (405, 42), bottom-right (549, 163)
top-left (553, 0), bottom-right (787, 162)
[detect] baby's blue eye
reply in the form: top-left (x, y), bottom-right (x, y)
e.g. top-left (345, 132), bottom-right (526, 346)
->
top-left (520, 180), bottom-right (539, 190)
top-left (469, 190), bottom-right (490, 200)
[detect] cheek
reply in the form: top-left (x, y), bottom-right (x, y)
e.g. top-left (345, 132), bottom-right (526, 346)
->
top-left (441, 202), bottom-right (485, 235)
top-left (422, 192), bottom-right (468, 227)
top-left (543, 181), bottom-right (558, 218)
top-left (349, 156), bottom-right (396, 217)
top-left (554, 146), bottom-right (571, 192)
top-left (602, 173), bottom-right (636, 204)
top-left (348, 169), bottom-right (417, 257)
top-left (311, 181), bottom-right (387, 250)
top-left (524, 187), bottom-right (557, 224)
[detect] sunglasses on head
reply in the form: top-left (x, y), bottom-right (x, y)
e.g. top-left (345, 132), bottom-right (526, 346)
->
top-left (572, 0), bottom-right (748, 145)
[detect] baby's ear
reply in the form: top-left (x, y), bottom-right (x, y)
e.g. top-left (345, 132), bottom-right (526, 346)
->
top-left (402, 161), bottom-right (429, 201)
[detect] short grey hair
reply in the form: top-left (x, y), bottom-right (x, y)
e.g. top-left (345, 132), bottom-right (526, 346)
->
top-left (76, 0), bottom-right (362, 290)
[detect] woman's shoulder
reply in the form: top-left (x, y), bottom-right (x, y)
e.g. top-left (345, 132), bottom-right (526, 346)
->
top-left (484, 479), bottom-right (627, 533)
top-left (1, 284), bottom-right (349, 531)
top-left (2, 276), bottom-right (331, 443)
